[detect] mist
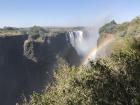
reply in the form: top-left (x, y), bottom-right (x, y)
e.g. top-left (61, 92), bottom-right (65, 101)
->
top-left (67, 15), bottom-right (112, 65)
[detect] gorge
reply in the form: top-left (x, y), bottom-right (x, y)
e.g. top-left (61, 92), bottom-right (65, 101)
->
top-left (0, 29), bottom-right (93, 105)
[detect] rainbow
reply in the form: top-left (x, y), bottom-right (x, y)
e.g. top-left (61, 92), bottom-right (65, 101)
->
top-left (81, 37), bottom-right (113, 65)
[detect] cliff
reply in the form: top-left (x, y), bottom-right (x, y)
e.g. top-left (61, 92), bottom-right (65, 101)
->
top-left (96, 17), bottom-right (140, 58)
top-left (0, 35), bottom-right (28, 105)
top-left (0, 32), bottom-right (81, 105)
top-left (98, 17), bottom-right (140, 46)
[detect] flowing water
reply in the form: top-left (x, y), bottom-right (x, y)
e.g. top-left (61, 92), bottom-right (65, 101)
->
top-left (67, 30), bottom-right (113, 65)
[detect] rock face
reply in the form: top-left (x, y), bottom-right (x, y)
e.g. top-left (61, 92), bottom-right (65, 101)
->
top-left (24, 33), bottom-right (81, 70)
top-left (0, 33), bottom-right (81, 105)
top-left (0, 35), bottom-right (28, 105)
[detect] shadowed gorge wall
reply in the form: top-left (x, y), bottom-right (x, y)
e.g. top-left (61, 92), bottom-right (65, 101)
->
top-left (0, 33), bottom-right (81, 105)
top-left (0, 35), bottom-right (28, 105)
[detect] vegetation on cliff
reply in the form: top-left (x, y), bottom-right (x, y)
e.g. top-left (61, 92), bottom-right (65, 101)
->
top-left (99, 17), bottom-right (140, 37)
top-left (22, 37), bottom-right (140, 105)
top-left (98, 17), bottom-right (140, 46)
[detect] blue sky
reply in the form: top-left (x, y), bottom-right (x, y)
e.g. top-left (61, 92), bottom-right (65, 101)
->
top-left (0, 0), bottom-right (140, 27)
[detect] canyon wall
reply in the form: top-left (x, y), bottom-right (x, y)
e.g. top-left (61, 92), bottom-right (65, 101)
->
top-left (0, 33), bottom-right (81, 105)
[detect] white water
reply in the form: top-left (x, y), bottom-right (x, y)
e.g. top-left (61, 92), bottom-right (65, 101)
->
top-left (68, 31), bottom-right (85, 56)
top-left (67, 29), bottom-right (98, 58)
top-left (66, 16), bottom-right (113, 64)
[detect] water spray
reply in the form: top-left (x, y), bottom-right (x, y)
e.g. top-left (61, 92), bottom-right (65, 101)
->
top-left (81, 36), bottom-right (113, 65)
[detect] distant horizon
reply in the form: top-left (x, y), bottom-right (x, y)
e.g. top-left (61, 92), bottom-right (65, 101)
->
top-left (0, 0), bottom-right (140, 27)
top-left (0, 16), bottom-right (138, 28)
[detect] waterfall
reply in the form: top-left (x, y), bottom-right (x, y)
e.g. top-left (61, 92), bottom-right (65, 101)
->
top-left (67, 30), bottom-right (86, 56)
top-left (67, 29), bottom-right (99, 65)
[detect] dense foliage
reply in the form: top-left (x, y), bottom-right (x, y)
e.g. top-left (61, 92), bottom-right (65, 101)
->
top-left (21, 36), bottom-right (140, 105)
